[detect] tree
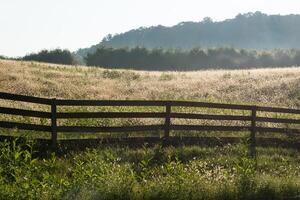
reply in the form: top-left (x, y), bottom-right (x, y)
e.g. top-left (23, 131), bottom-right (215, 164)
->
top-left (23, 49), bottom-right (76, 65)
top-left (84, 47), bottom-right (298, 70)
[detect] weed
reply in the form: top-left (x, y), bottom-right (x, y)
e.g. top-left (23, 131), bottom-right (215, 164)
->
top-left (0, 140), bottom-right (300, 199)
top-left (159, 73), bottom-right (174, 81)
top-left (102, 70), bottom-right (122, 79)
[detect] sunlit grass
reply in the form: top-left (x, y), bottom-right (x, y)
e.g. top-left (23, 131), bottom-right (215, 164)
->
top-left (0, 59), bottom-right (300, 107)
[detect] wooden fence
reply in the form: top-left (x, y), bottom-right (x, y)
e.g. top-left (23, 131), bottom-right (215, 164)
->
top-left (0, 92), bottom-right (300, 155)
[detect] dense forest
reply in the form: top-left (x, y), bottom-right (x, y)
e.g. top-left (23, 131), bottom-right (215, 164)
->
top-left (23, 49), bottom-right (76, 65)
top-left (85, 47), bottom-right (300, 70)
top-left (77, 12), bottom-right (300, 59)
top-left (18, 47), bottom-right (300, 70)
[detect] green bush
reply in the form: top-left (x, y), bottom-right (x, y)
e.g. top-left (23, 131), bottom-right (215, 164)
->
top-left (102, 70), bottom-right (122, 79)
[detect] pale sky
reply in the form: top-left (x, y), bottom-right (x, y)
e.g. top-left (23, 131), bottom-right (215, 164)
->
top-left (1, 0), bottom-right (300, 57)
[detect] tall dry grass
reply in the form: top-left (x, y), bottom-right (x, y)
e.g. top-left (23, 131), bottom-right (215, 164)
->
top-left (0, 59), bottom-right (300, 108)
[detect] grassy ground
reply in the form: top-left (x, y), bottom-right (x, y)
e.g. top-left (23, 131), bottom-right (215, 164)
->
top-left (0, 59), bottom-right (299, 139)
top-left (0, 60), bottom-right (300, 199)
top-left (0, 138), bottom-right (300, 200)
top-left (0, 59), bottom-right (300, 107)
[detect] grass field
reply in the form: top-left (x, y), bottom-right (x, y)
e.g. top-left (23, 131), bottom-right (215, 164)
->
top-left (0, 59), bottom-right (300, 107)
top-left (0, 59), bottom-right (299, 138)
top-left (0, 59), bottom-right (300, 199)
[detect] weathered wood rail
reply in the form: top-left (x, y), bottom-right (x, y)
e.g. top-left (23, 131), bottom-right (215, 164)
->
top-left (0, 92), bottom-right (300, 155)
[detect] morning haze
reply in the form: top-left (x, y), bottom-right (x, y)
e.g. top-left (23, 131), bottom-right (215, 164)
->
top-left (1, 0), bottom-right (300, 57)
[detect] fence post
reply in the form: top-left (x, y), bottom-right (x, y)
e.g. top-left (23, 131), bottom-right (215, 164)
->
top-left (163, 102), bottom-right (171, 145)
top-left (250, 106), bottom-right (257, 158)
top-left (51, 98), bottom-right (57, 149)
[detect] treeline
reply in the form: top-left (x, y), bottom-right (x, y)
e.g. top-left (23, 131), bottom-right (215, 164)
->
top-left (77, 12), bottom-right (300, 58)
top-left (23, 49), bottom-right (76, 65)
top-left (85, 47), bottom-right (300, 70)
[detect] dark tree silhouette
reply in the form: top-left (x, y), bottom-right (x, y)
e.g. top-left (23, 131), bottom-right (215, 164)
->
top-left (85, 47), bottom-right (300, 70)
top-left (23, 49), bottom-right (76, 65)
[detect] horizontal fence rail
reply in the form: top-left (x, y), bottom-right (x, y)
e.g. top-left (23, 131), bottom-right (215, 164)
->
top-left (0, 107), bottom-right (51, 118)
top-left (0, 92), bottom-right (52, 105)
top-left (0, 92), bottom-right (300, 153)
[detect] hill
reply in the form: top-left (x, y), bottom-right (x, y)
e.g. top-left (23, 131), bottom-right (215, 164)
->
top-left (0, 59), bottom-right (299, 108)
top-left (76, 12), bottom-right (300, 58)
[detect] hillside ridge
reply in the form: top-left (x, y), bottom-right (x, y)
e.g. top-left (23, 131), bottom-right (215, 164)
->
top-left (76, 12), bottom-right (300, 58)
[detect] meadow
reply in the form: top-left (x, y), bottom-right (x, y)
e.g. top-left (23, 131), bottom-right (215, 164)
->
top-left (0, 59), bottom-right (300, 107)
top-left (0, 59), bottom-right (300, 199)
